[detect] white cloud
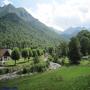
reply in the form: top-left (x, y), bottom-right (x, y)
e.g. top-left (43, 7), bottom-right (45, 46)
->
top-left (1, 0), bottom-right (90, 31)
top-left (3, 0), bottom-right (12, 5)
top-left (26, 0), bottom-right (90, 31)
top-left (35, 3), bottom-right (54, 26)
top-left (0, 0), bottom-right (12, 6)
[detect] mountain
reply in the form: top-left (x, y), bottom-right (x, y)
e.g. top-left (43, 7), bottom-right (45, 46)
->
top-left (61, 27), bottom-right (88, 39)
top-left (0, 4), bottom-right (62, 49)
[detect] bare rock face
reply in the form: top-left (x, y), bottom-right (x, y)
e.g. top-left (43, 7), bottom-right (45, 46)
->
top-left (49, 62), bottom-right (61, 70)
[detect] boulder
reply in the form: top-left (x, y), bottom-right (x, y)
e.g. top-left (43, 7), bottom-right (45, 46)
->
top-left (49, 62), bottom-right (61, 70)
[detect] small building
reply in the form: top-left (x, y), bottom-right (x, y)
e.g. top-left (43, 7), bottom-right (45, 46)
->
top-left (0, 49), bottom-right (11, 65)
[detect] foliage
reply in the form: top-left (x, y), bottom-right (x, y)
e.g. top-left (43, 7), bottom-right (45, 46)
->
top-left (28, 48), bottom-right (33, 58)
top-left (33, 54), bottom-right (39, 64)
top-left (30, 63), bottom-right (47, 73)
top-left (48, 47), bottom-right (54, 56)
top-left (21, 48), bottom-right (29, 60)
top-left (1, 66), bottom-right (90, 90)
top-left (53, 41), bottom-right (68, 59)
top-left (77, 30), bottom-right (90, 56)
top-left (11, 48), bottom-right (20, 65)
top-left (60, 41), bottom-right (69, 57)
top-left (36, 49), bottom-right (42, 56)
top-left (48, 55), bottom-right (54, 61)
top-left (68, 37), bottom-right (81, 64)
top-left (32, 49), bottom-right (38, 57)
top-left (0, 4), bottom-right (62, 49)
top-left (53, 55), bottom-right (59, 63)
top-left (80, 36), bottom-right (89, 56)
top-left (22, 68), bottom-right (28, 74)
top-left (0, 68), bottom-right (10, 75)
top-left (77, 30), bottom-right (90, 39)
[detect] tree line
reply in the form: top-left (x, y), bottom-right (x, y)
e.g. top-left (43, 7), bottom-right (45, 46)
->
top-left (11, 48), bottom-right (44, 65)
top-left (47, 30), bottom-right (90, 65)
top-left (10, 30), bottom-right (90, 65)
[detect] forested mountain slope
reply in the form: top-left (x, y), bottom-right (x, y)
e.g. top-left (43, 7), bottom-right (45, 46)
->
top-left (0, 4), bottom-right (62, 48)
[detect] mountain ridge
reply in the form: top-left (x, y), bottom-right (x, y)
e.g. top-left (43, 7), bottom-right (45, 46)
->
top-left (0, 4), bottom-right (62, 48)
top-left (61, 27), bottom-right (89, 39)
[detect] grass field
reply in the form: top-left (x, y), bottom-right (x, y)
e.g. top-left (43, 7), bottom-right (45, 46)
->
top-left (4, 55), bottom-right (45, 67)
top-left (0, 65), bottom-right (90, 90)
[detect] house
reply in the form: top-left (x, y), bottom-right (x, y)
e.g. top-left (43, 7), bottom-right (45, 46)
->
top-left (0, 49), bottom-right (11, 65)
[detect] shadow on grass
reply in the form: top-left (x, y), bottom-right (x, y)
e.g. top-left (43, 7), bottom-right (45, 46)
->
top-left (4, 64), bottom-right (16, 67)
top-left (17, 60), bottom-right (30, 64)
top-left (3, 59), bottom-right (31, 67)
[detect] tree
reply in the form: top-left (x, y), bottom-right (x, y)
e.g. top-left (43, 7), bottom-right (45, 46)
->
top-left (88, 40), bottom-right (90, 55)
top-left (11, 48), bottom-right (20, 65)
top-left (60, 41), bottom-right (68, 57)
top-left (80, 36), bottom-right (89, 56)
top-left (32, 49), bottom-right (40, 64)
top-left (48, 47), bottom-right (54, 56)
top-left (37, 49), bottom-right (41, 56)
top-left (77, 30), bottom-right (90, 40)
top-left (56, 46), bottom-right (62, 58)
top-left (68, 37), bottom-right (81, 64)
top-left (32, 49), bottom-right (38, 57)
top-left (21, 48), bottom-right (29, 61)
top-left (28, 48), bottom-right (33, 61)
top-left (77, 30), bottom-right (90, 56)
top-left (33, 54), bottom-right (39, 64)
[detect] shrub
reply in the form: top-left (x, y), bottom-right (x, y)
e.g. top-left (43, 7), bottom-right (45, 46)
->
top-left (53, 55), bottom-right (58, 63)
top-left (30, 63), bottom-right (47, 73)
top-left (0, 68), bottom-right (10, 75)
top-left (0, 69), bottom-right (3, 75)
top-left (46, 60), bottom-right (50, 68)
top-left (5, 68), bottom-right (10, 74)
top-left (21, 49), bottom-right (29, 60)
top-left (33, 55), bottom-right (40, 64)
top-left (32, 49), bottom-right (38, 57)
top-left (48, 55), bottom-right (54, 61)
top-left (22, 68), bottom-right (27, 74)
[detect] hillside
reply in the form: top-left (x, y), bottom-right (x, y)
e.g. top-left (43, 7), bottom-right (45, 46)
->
top-left (0, 4), bottom-right (61, 49)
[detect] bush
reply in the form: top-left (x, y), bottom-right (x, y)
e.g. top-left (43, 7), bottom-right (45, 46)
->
top-left (46, 60), bottom-right (50, 68)
top-left (48, 55), bottom-right (54, 61)
top-left (33, 55), bottom-right (40, 64)
top-left (53, 55), bottom-right (58, 63)
top-left (0, 69), bottom-right (3, 75)
top-left (0, 68), bottom-right (10, 75)
top-left (30, 63), bottom-right (47, 73)
top-left (22, 68), bottom-right (28, 74)
top-left (5, 68), bottom-right (10, 74)
top-left (32, 49), bottom-right (38, 57)
top-left (54, 59), bottom-right (61, 64)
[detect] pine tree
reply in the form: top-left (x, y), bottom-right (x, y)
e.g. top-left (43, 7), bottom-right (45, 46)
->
top-left (68, 37), bottom-right (81, 64)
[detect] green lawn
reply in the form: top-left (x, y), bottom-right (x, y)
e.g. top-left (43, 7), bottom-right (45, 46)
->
top-left (4, 55), bottom-right (44, 68)
top-left (0, 65), bottom-right (90, 90)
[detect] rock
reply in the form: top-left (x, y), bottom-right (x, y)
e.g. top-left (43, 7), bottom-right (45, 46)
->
top-left (49, 62), bottom-right (61, 70)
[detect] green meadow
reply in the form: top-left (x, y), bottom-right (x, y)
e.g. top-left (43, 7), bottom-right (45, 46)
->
top-left (0, 64), bottom-right (90, 90)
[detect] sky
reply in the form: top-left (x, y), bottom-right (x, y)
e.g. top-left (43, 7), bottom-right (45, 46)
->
top-left (0, 0), bottom-right (90, 31)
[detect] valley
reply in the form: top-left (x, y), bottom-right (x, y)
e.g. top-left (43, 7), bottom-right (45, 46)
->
top-left (0, 3), bottom-right (90, 90)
